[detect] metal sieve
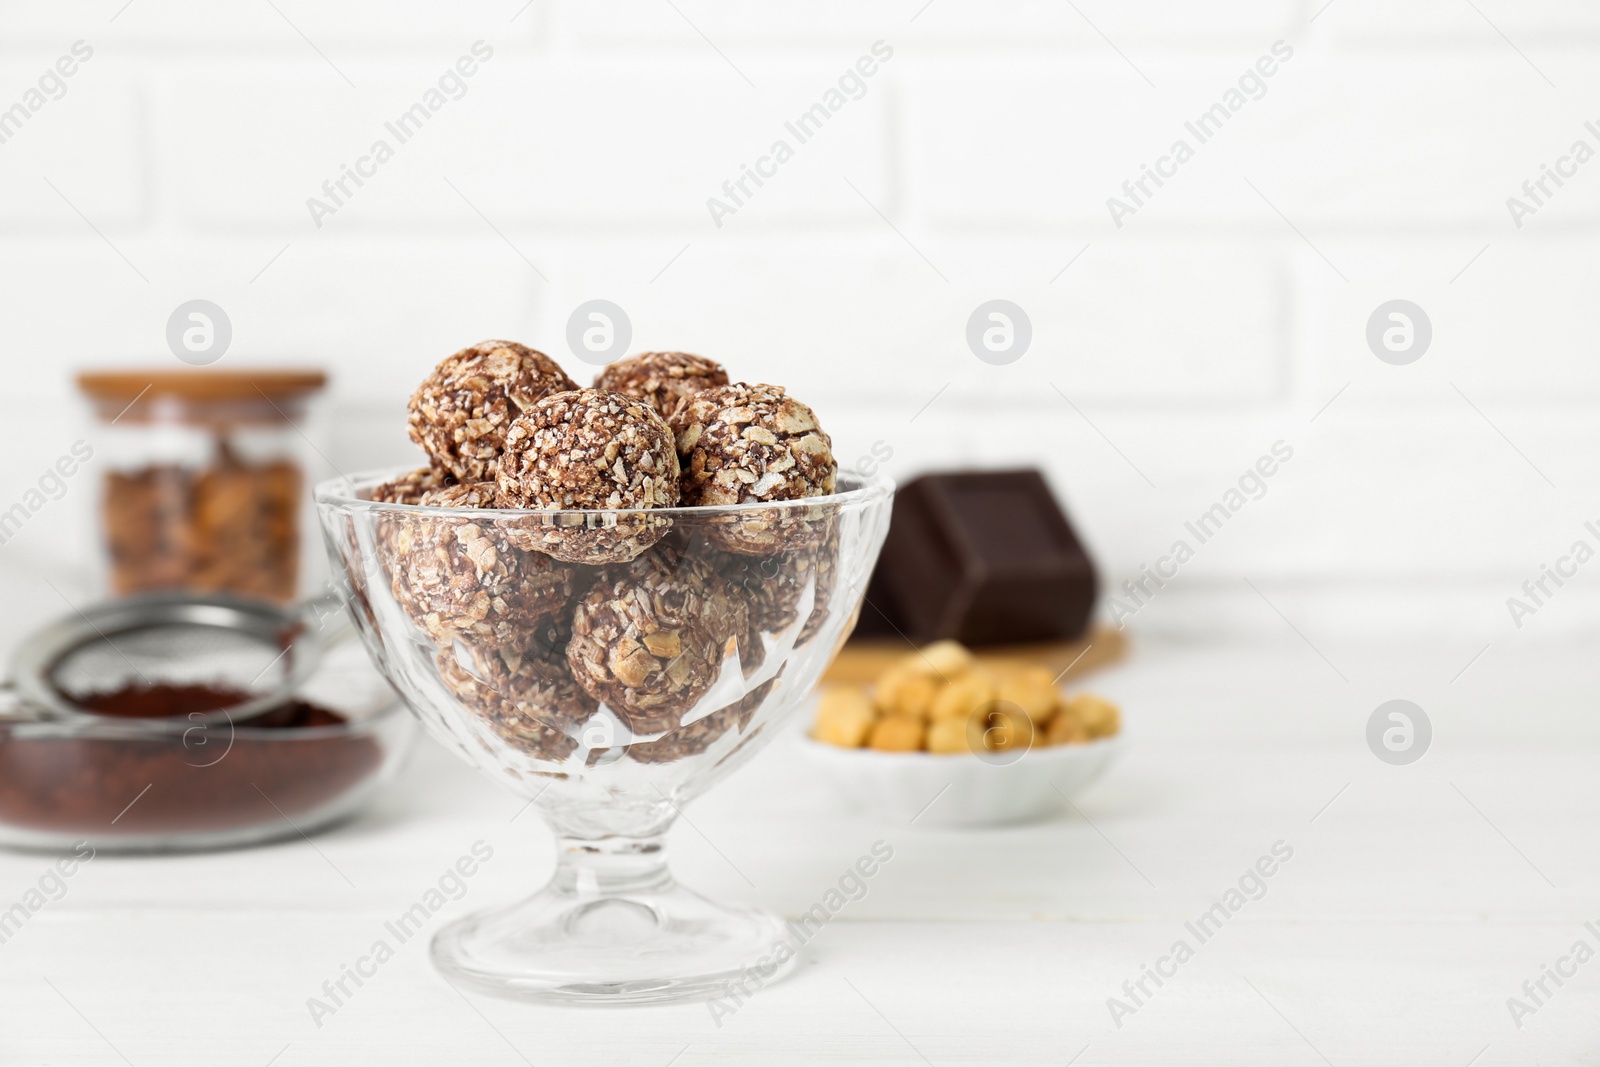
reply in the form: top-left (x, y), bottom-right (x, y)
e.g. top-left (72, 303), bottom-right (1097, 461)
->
top-left (0, 591), bottom-right (349, 726)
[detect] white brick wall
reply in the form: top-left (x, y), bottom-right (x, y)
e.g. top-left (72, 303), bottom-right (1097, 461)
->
top-left (3, 1), bottom-right (1598, 637)
top-left (4, 1), bottom-right (542, 46)
top-left (1326, 0), bottom-right (1600, 41)
top-left (555, 0), bottom-right (1294, 46)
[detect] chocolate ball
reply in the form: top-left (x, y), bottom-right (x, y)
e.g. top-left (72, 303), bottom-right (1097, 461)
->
top-left (625, 705), bottom-right (739, 764)
top-left (623, 670), bottom-right (780, 765)
top-left (566, 540), bottom-right (741, 734)
top-left (723, 671), bottom-right (780, 734)
top-left (594, 352), bottom-right (729, 419)
top-left (706, 557), bottom-right (767, 676)
top-left (670, 383), bottom-right (837, 553)
top-left (370, 465), bottom-right (455, 504)
top-left (407, 341), bottom-right (578, 483)
top-left (436, 635), bottom-right (588, 763)
top-left (419, 480), bottom-right (498, 508)
top-left (717, 536), bottom-right (837, 646)
top-left (682, 527), bottom-right (838, 649)
top-left (495, 389), bottom-right (680, 565)
top-left (796, 521), bottom-right (841, 647)
top-left (381, 496), bottom-right (577, 649)
top-left (658, 528), bottom-right (772, 669)
top-left (715, 549), bottom-right (803, 633)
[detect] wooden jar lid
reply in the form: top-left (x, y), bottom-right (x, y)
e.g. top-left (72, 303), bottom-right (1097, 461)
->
top-left (77, 369), bottom-right (328, 425)
top-left (77, 369), bottom-right (327, 403)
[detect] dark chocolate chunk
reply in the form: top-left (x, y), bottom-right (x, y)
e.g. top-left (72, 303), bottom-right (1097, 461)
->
top-left (872, 469), bottom-right (1098, 646)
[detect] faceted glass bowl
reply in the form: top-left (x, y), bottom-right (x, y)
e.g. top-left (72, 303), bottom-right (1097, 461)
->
top-left (315, 469), bottom-right (892, 1004)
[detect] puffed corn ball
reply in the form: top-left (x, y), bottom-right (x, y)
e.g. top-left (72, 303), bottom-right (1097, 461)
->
top-left (812, 687), bottom-right (876, 748)
top-left (811, 641), bottom-right (1121, 755)
top-left (910, 639), bottom-right (976, 678)
top-left (866, 715), bottom-right (924, 752)
top-left (996, 667), bottom-right (1059, 722)
top-left (925, 716), bottom-right (972, 754)
top-left (873, 668), bottom-right (940, 719)
top-left (975, 704), bottom-right (1034, 753)
top-left (1043, 708), bottom-right (1087, 746)
top-left (929, 670), bottom-right (995, 721)
top-left (1065, 693), bottom-right (1121, 739)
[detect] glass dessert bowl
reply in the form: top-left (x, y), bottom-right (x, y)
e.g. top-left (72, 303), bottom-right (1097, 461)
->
top-left (316, 468), bottom-right (892, 1004)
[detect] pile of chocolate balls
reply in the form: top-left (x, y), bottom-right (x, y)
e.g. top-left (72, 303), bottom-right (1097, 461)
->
top-left (371, 342), bottom-right (840, 765)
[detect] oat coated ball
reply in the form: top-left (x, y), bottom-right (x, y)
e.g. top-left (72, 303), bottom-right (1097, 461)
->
top-left (658, 528), bottom-right (772, 667)
top-left (594, 352), bottom-right (729, 419)
top-left (370, 465), bottom-right (455, 504)
top-left (624, 672), bottom-right (779, 764)
top-left (669, 383), bottom-right (837, 553)
top-left (706, 558), bottom-right (767, 676)
top-left (715, 549), bottom-right (804, 633)
top-left (436, 638), bottom-right (587, 763)
top-left (796, 521), bottom-right (841, 647)
top-left (726, 671), bottom-right (780, 732)
top-left (382, 504), bottom-right (577, 649)
top-left (624, 705), bottom-right (740, 764)
top-left (408, 341), bottom-right (578, 483)
top-left (696, 517), bottom-right (838, 645)
top-left (566, 540), bottom-right (742, 734)
top-left (495, 389), bottom-right (680, 565)
top-left (419, 480), bottom-right (498, 508)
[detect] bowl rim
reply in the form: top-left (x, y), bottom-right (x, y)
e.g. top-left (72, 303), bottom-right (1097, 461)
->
top-left (794, 731), bottom-right (1124, 765)
top-left (314, 466), bottom-right (895, 518)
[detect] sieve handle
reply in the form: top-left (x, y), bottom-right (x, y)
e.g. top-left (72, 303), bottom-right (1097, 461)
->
top-left (275, 591), bottom-right (357, 696)
top-left (291, 591), bottom-right (354, 651)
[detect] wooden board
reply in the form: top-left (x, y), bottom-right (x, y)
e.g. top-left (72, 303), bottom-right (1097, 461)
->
top-left (822, 624), bottom-right (1128, 686)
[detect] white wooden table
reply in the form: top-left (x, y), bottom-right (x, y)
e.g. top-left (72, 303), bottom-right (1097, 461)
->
top-left (1, 631), bottom-right (1593, 1065)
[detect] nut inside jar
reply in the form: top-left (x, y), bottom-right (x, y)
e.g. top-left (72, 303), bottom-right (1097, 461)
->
top-left (78, 369), bottom-right (327, 603)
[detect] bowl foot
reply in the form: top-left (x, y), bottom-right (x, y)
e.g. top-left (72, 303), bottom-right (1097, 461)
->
top-left (431, 880), bottom-right (798, 1006)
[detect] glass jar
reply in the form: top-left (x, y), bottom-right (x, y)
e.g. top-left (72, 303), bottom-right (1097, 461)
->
top-left (75, 369), bottom-right (328, 603)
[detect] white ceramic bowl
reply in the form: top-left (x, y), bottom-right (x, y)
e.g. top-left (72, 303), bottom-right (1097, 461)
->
top-left (797, 731), bottom-right (1124, 827)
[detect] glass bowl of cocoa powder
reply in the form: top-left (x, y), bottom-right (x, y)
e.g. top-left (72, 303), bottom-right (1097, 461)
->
top-left (0, 640), bottom-right (414, 852)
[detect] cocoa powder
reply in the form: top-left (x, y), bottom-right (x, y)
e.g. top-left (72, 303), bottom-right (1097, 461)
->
top-left (0, 684), bottom-right (381, 837)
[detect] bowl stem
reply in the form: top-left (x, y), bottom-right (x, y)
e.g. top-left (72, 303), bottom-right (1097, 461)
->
top-left (431, 816), bottom-right (798, 1005)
